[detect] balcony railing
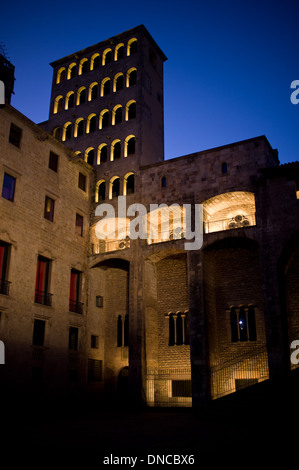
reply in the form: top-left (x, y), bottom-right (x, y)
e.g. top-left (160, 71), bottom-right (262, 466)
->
top-left (35, 289), bottom-right (53, 306)
top-left (69, 299), bottom-right (84, 314)
top-left (147, 227), bottom-right (186, 245)
top-left (204, 213), bottom-right (256, 234)
top-left (92, 237), bottom-right (130, 254)
top-left (0, 279), bottom-right (11, 295)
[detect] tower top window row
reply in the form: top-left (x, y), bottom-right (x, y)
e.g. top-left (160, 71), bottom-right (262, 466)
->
top-left (56, 39), bottom-right (138, 84)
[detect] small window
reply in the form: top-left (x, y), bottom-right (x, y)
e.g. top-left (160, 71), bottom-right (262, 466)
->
top-left (69, 326), bottom-right (79, 350)
top-left (88, 358), bottom-right (102, 381)
top-left (75, 213), bottom-right (84, 237)
top-left (96, 295), bottom-right (103, 307)
top-left (230, 306), bottom-right (257, 342)
top-left (222, 162), bottom-right (228, 174)
top-left (78, 172), bottom-right (86, 191)
top-left (2, 173), bottom-right (16, 201)
top-left (49, 151), bottom-right (59, 172)
top-left (295, 181), bottom-right (299, 199)
top-left (9, 123), bottom-right (22, 147)
top-left (161, 176), bottom-right (166, 188)
top-left (32, 319), bottom-right (46, 347)
top-left (0, 241), bottom-right (11, 295)
top-left (91, 335), bottom-right (99, 348)
top-left (44, 196), bottom-right (55, 222)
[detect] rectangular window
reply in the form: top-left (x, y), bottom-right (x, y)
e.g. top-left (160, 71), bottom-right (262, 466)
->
top-left (78, 172), bottom-right (86, 191)
top-left (0, 241), bottom-right (10, 295)
top-left (88, 359), bottom-right (102, 382)
top-left (9, 123), bottom-right (22, 147)
top-left (49, 151), bottom-right (59, 172)
top-left (2, 173), bottom-right (16, 202)
top-left (69, 326), bottom-right (78, 351)
top-left (75, 213), bottom-right (84, 237)
top-left (44, 196), bottom-right (55, 221)
top-left (69, 269), bottom-right (83, 314)
top-left (32, 319), bottom-right (46, 346)
top-left (91, 335), bottom-right (99, 348)
top-left (172, 380), bottom-right (192, 398)
top-left (35, 256), bottom-right (52, 306)
top-left (230, 306), bottom-right (257, 342)
top-left (96, 295), bottom-right (103, 308)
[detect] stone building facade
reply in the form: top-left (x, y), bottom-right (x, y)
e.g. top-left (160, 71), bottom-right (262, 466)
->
top-left (0, 25), bottom-right (299, 407)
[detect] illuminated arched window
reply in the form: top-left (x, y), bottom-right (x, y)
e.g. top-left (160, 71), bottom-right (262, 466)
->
top-left (63, 122), bottom-right (72, 141)
top-left (97, 144), bottom-right (108, 164)
top-left (96, 180), bottom-right (106, 202)
top-left (126, 100), bottom-right (136, 120)
top-left (126, 68), bottom-right (137, 87)
top-left (99, 109), bottom-right (109, 129)
top-left (90, 53), bottom-right (100, 70)
top-left (86, 114), bottom-right (97, 133)
top-left (127, 38), bottom-right (137, 56)
top-left (101, 78), bottom-right (111, 96)
top-left (102, 48), bottom-right (112, 65)
top-left (85, 148), bottom-right (95, 166)
top-left (112, 105), bottom-right (122, 125)
top-left (65, 91), bottom-right (75, 109)
top-left (77, 87), bottom-right (86, 105)
top-left (123, 173), bottom-right (135, 196)
top-left (114, 73), bottom-right (124, 92)
top-left (79, 58), bottom-right (88, 75)
top-left (67, 63), bottom-right (77, 79)
top-left (53, 127), bottom-right (61, 140)
top-left (74, 118), bottom-right (84, 137)
top-left (111, 140), bottom-right (121, 161)
top-left (56, 67), bottom-right (66, 84)
top-left (88, 82), bottom-right (98, 101)
top-left (54, 95), bottom-right (63, 114)
top-left (115, 43), bottom-right (125, 61)
top-left (110, 176), bottom-right (120, 198)
top-left (124, 135), bottom-right (135, 157)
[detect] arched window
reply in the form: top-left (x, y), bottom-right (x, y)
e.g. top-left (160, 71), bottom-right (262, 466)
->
top-left (77, 87), bottom-right (86, 105)
top-left (110, 177), bottom-right (120, 199)
top-left (102, 48), bottom-right (112, 65)
top-left (127, 38), bottom-right (137, 56)
top-left (97, 144), bottom-right (108, 164)
top-left (168, 312), bottom-right (189, 346)
top-left (124, 173), bottom-right (135, 196)
top-left (115, 43), bottom-right (125, 61)
top-left (85, 148), bottom-right (95, 166)
top-left (53, 95), bottom-right (63, 114)
top-left (114, 73), bottom-right (124, 92)
top-left (222, 162), bottom-right (228, 174)
top-left (126, 100), bottom-right (136, 120)
top-left (65, 91), bottom-right (75, 109)
top-left (124, 135), bottom-right (135, 157)
top-left (53, 127), bottom-right (60, 140)
top-left (67, 63), bottom-right (77, 79)
top-left (127, 68), bottom-right (137, 87)
top-left (96, 181), bottom-right (106, 202)
top-left (63, 122), bottom-right (72, 141)
top-left (87, 114), bottom-right (97, 133)
top-left (101, 78), bottom-right (111, 96)
top-left (161, 176), bottom-right (166, 188)
top-left (111, 140), bottom-right (121, 161)
top-left (90, 53), bottom-right (100, 70)
top-left (74, 118), bottom-right (84, 137)
top-left (56, 67), bottom-right (66, 84)
top-left (88, 82), bottom-right (98, 101)
top-left (99, 109), bottom-right (109, 129)
top-left (79, 58), bottom-right (88, 75)
top-left (112, 105), bottom-right (122, 125)
top-left (230, 305), bottom-right (257, 342)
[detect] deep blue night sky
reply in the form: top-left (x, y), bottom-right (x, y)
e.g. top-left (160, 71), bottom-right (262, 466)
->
top-left (1, 0), bottom-right (299, 164)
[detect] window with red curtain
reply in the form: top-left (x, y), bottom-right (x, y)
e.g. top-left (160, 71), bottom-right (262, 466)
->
top-left (35, 256), bottom-right (50, 304)
top-left (69, 269), bottom-right (82, 313)
top-left (0, 242), bottom-right (9, 294)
